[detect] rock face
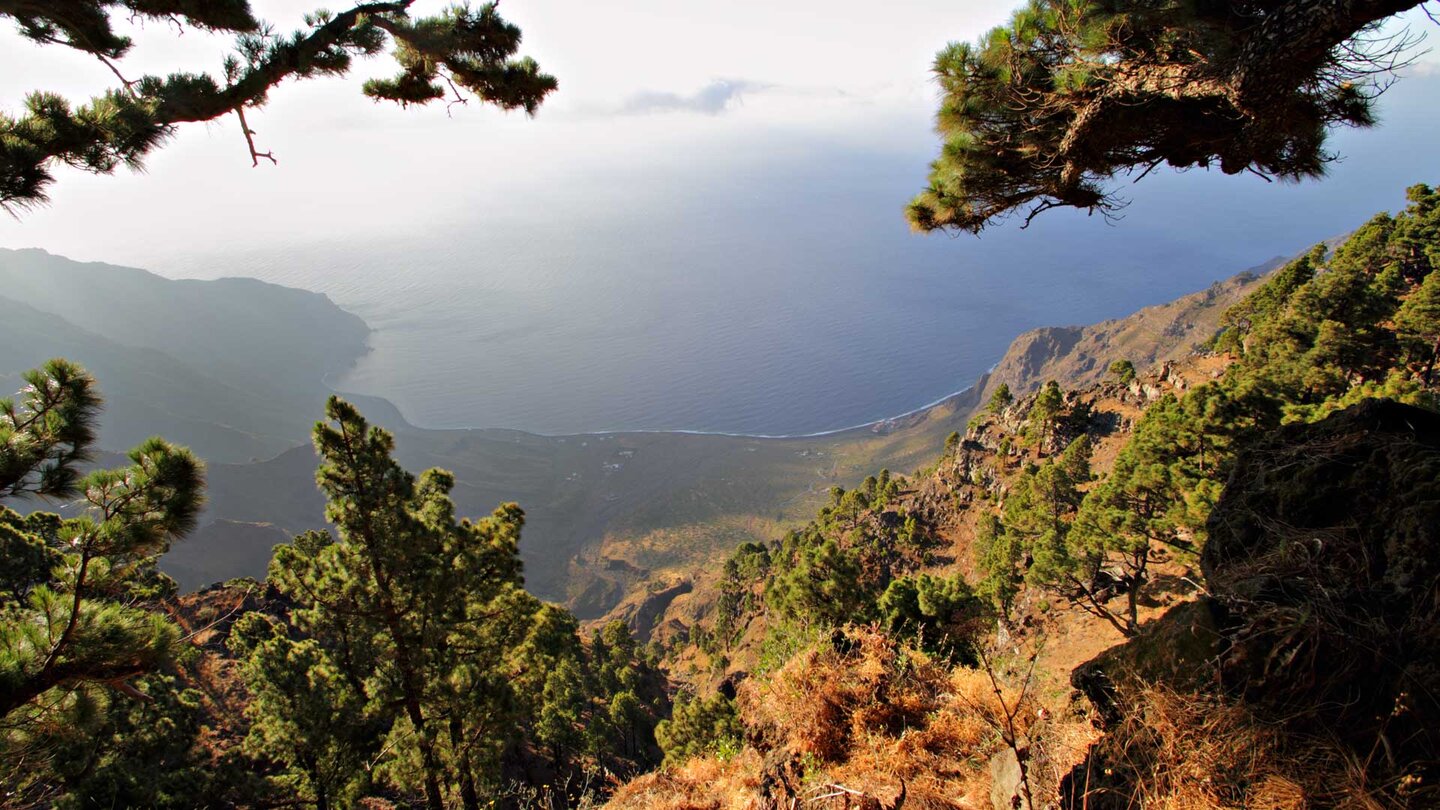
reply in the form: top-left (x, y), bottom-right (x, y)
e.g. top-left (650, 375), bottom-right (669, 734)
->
top-left (1063, 400), bottom-right (1440, 807)
top-left (981, 268), bottom-right (1269, 401)
top-left (989, 748), bottom-right (1031, 810)
top-left (598, 578), bottom-right (694, 644)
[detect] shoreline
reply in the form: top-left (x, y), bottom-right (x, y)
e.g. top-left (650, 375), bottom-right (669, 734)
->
top-left (320, 371), bottom-right (989, 443)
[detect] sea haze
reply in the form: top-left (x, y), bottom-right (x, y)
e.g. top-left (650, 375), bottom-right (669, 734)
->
top-left (153, 78), bottom-right (1439, 437)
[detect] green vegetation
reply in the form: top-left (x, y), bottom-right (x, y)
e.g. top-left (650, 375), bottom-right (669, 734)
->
top-left (765, 472), bottom-right (934, 629)
top-left (988, 382), bottom-right (1014, 413)
top-left (878, 572), bottom-right (985, 664)
top-left (907, 0), bottom-right (1426, 232)
top-left (655, 692), bottom-right (743, 767)
top-left (4, 0), bottom-right (1439, 799)
top-left (1024, 380), bottom-right (1065, 449)
top-left (0, 380), bottom-right (665, 806)
top-left (229, 399), bottom-right (666, 808)
top-left (976, 184), bottom-right (1440, 636)
top-left (1, 2), bottom-right (556, 212)
top-left (0, 360), bottom-right (205, 802)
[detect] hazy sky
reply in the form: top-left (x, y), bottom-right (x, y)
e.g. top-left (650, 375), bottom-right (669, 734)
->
top-left (0, 1), bottom-right (1436, 268)
top-left (0, 1), bottom-right (996, 258)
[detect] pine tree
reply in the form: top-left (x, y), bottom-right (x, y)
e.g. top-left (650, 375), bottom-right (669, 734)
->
top-left (878, 572), bottom-right (984, 662)
top-left (0, 359), bottom-right (203, 796)
top-left (250, 396), bottom-right (532, 810)
top-left (1397, 268), bottom-right (1440, 383)
top-left (767, 535), bottom-right (868, 627)
top-left (536, 657), bottom-right (587, 767)
top-left (973, 512), bottom-right (1022, 618)
top-left (228, 611), bottom-right (378, 810)
top-left (44, 670), bottom-right (255, 809)
top-left (1025, 381), bottom-right (1065, 451)
top-left (987, 383), bottom-right (1014, 414)
top-left (655, 692), bottom-right (743, 767)
top-left (2, 2), bottom-right (557, 212)
top-left (907, 0), bottom-right (1425, 233)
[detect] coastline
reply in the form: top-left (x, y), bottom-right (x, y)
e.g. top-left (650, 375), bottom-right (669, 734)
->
top-left (320, 372), bottom-right (987, 443)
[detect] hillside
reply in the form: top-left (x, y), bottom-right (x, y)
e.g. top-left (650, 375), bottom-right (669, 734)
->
top-left (7, 183), bottom-right (1436, 808)
top-left (601, 389), bottom-right (1440, 810)
top-left (596, 189), bottom-right (1440, 809)
top-left (0, 248), bottom-right (369, 462)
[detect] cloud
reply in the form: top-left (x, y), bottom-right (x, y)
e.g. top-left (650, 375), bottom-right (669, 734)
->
top-left (617, 79), bottom-right (772, 116)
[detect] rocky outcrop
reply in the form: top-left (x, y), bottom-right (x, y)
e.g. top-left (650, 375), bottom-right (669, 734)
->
top-left (599, 578), bottom-right (695, 644)
top-left (982, 268), bottom-right (1269, 401)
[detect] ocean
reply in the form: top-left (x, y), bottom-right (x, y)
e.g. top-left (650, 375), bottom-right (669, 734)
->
top-left (158, 91), bottom-right (1438, 437)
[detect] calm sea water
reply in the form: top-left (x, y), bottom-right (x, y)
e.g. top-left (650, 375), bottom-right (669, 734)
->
top-left (167, 93), bottom-right (1438, 436)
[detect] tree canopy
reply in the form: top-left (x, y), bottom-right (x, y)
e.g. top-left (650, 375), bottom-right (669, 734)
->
top-left (0, 0), bottom-right (557, 212)
top-left (0, 360), bottom-right (205, 800)
top-left (907, 0), bottom-right (1429, 233)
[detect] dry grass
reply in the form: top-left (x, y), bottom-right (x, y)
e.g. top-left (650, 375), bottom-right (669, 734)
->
top-left (742, 631), bottom-right (990, 765)
top-left (605, 750), bottom-right (765, 810)
top-left (736, 630), bottom-right (1091, 810)
top-left (1070, 684), bottom-right (1393, 810)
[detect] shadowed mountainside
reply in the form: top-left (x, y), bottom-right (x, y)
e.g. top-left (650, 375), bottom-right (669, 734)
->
top-left (0, 248), bottom-right (369, 462)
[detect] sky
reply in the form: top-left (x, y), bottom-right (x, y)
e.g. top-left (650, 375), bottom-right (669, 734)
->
top-left (3, 2), bottom-right (1439, 435)
top-left (0, 0), bottom-right (1004, 259)
top-left (1, 1), bottom-right (1433, 267)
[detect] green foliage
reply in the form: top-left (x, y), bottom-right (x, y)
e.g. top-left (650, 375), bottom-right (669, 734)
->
top-left (973, 435), bottom-right (1099, 625)
top-left (767, 532), bottom-right (869, 626)
top-left (765, 474), bottom-right (935, 629)
top-left (713, 542), bottom-right (772, 646)
top-left (972, 512), bottom-right (1020, 617)
top-left (0, 359), bottom-right (101, 498)
top-left (235, 398), bottom-right (664, 809)
top-left (45, 669), bottom-right (260, 809)
top-left (0, 360), bottom-right (205, 801)
top-left (907, 0), bottom-right (1419, 232)
top-left (1024, 381), bottom-right (1065, 450)
top-left (1002, 184), bottom-right (1440, 636)
top-left (987, 383), bottom-right (1014, 414)
top-left (655, 692), bottom-right (743, 768)
top-left (228, 612), bottom-right (379, 809)
top-left (245, 396), bottom-right (536, 808)
top-left (1396, 267), bottom-right (1440, 382)
top-left (704, 463), bottom-right (957, 659)
top-left (1, 1), bottom-right (557, 211)
top-left (1108, 359), bottom-right (1136, 385)
top-left (878, 573), bottom-right (986, 663)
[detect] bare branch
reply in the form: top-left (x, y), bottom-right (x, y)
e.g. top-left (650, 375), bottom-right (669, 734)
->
top-left (235, 106), bottom-right (277, 168)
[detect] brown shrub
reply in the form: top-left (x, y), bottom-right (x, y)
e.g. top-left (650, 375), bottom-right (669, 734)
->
top-left (739, 629), bottom-right (955, 764)
top-left (604, 750), bottom-right (763, 810)
top-left (1063, 684), bottom-right (1388, 810)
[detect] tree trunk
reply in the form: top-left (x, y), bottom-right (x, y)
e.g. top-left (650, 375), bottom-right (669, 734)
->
top-left (406, 702), bottom-right (445, 809)
top-left (452, 714), bottom-right (482, 810)
top-left (1231, 0), bottom-right (1427, 116)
